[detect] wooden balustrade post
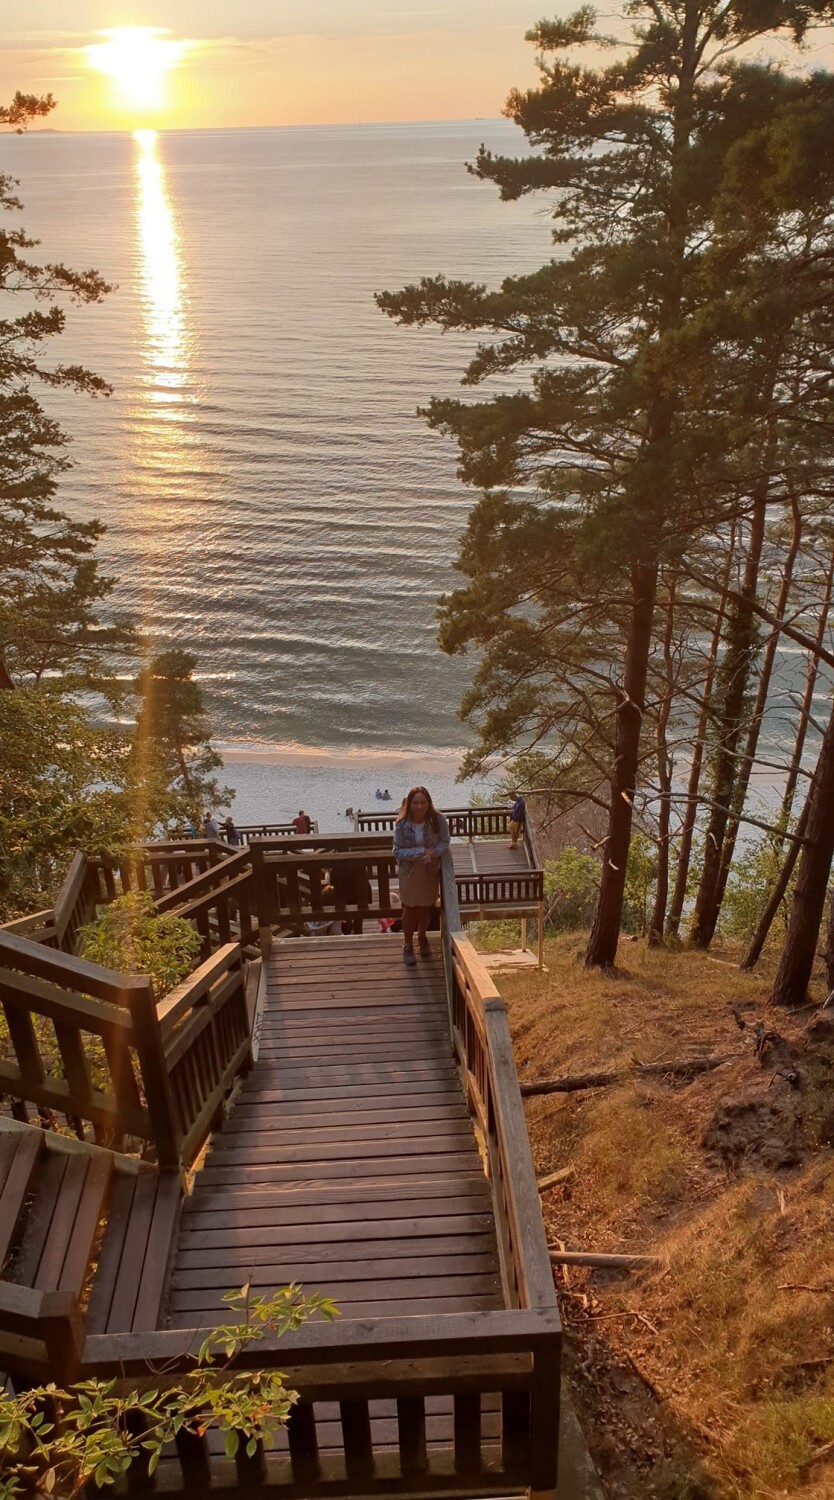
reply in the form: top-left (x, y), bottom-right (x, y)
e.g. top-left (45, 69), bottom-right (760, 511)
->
top-left (124, 977), bottom-right (181, 1168)
top-left (529, 1333), bottom-right (561, 1498)
top-left (40, 1290), bottom-right (85, 1386)
top-left (249, 843), bottom-right (273, 955)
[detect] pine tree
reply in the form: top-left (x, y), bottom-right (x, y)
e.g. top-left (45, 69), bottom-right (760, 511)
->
top-left (0, 93), bottom-right (130, 693)
top-left (378, 9), bottom-right (834, 966)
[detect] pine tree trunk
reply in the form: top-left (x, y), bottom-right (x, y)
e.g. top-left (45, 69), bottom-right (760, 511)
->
top-left (712, 494), bottom-right (802, 916)
top-left (822, 886), bottom-right (834, 997)
top-left (780, 542), bottom-right (834, 826)
top-left (690, 480), bottom-right (769, 948)
top-left (740, 542), bottom-right (834, 969)
top-left (648, 587), bottom-right (676, 945)
top-left (740, 797), bottom-right (809, 969)
top-left (0, 647), bottom-right (14, 691)
top-left (772, 700), bottom-right (834, 1007)
top-left (666, 527), bottom-right (736, 935)
top-left (586, 0), bottom-right (697, 968)
top-left (585, 556), bottom-right (658, 968)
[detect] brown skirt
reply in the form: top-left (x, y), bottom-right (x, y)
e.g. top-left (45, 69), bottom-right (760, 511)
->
top-left (397, 858), bottom-right (441, 908)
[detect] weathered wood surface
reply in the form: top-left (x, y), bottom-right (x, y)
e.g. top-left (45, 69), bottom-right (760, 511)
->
top-left (166, 933), bottom-right (504, 1328)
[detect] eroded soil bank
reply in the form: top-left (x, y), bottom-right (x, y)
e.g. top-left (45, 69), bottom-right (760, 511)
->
top-left (498, 936), bottom-right (834, 1500)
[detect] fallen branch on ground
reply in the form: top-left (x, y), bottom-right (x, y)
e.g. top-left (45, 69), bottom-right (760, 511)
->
top-left (522, 1053), bottom-right (737, 1097)
top-left (777, 1282), bottom-right (834, 1294)
top-left (549, 1249), bottom-right (661, 1270)
top-left (537, 1165), bottom-right (576, 1193)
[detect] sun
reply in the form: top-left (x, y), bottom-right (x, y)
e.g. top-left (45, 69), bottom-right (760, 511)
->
top-left (85, 28), bottom-right (188, 110)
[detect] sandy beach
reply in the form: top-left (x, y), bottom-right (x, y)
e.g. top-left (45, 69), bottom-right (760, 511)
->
top-left (214, 743), bottom-right (496, 833)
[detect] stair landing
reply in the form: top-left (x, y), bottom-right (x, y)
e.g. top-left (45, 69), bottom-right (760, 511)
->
top-left (165, 934), bottom-right (503, 1327)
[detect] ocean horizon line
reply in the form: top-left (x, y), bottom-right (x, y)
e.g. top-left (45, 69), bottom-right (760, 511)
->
top-left (14, 117), bottom-right (505, 140)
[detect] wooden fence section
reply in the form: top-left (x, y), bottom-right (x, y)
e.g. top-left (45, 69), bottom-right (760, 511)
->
top-left (82, 1307), bottom-right (560, 1498)
top-left (251, 844), bottom-right (400, 938)
top-left (237, 821), bottom-right (319, 840)
top-left (0, 928), bottom-right (251, 1169)
top-left (357, 805), bottom-right (526, 842)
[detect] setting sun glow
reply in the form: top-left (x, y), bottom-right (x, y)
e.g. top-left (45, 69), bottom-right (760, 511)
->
top-left (86, 28), bottom-right (188, 111)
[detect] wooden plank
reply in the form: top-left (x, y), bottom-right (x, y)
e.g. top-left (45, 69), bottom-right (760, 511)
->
top-left (0, 1131), bottom-right (19, 1197)
top-left (132, 1172), bottom-right (182, 1331)
top-left (182, 1176), bottom-right (488, 1214)
top-left (34, 1151), bottom-right (90, 1290)
top-left (172, 1234), bottom-right (497, 1272)
top-left (86, 1170), bottom-right (137, 1334)
top-left (182, 1192), bottom-right (493, 1233)
top-left (196, 1154), bottom-right (480, 1188)
top-left (223, 1102), bottom-right (470, 1130)
top-left (10, 1149), bottom-right (69, 1287)
top-left (203, 1134), bottom-right (472, 1167)
top-left (208, 1119), bottom-right (472, 1152)
top-left (57, 1150), bottom-right (113, 1294)
top-left (170, 1274), bottom-right (501, 1311)
top-left (0, 1129), bottom-right (43, 1266)
top-left (106, 1171), bottom-right (160, 1332)
top-left (171, 1252), bottom-right (500, 1290)
top-left (167, 1293), bottom-right (500, 1327)
top-left (175, 1212), bottom-right (496, 1253)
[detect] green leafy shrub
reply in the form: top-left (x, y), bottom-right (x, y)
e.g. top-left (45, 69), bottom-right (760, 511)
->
top-left (0, 1285), bottom-right (337, 1500)
top-left (621, 832), bottom-right (658, 936)
top-left (78, 891), bottom-right (200, 997)
top-left (721, 833), bottom-right (796, 943)
top-left (543, 847), bottom-right (599, 933)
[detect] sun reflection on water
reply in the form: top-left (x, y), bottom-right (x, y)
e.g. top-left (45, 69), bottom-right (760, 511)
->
top-left (134, 128), bottom-right (188, 394)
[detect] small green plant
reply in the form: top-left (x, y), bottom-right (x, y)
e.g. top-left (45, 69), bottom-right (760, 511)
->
top-left (621, 832), bottom-right (658, 936)
top-left (0, 1284), bottom-right (338, 1500)
top-left (78, 890), bottom-right (201, 997)
top-left (720, 833), bottom-right (796, 943)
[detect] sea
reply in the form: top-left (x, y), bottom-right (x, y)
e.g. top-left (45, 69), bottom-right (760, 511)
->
top-left (0, 120), bottom-right (552, 825)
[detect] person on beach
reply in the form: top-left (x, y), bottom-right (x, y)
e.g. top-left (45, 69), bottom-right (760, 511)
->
top-left (392, 786), bottom-right (450, 967)
top-left (507, 790), bottom-right (526, 850)
top-left (292, 809), bottom-right (311, 835)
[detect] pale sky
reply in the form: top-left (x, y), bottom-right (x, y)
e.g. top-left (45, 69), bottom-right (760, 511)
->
top-left (0, 1), bottom-right (552, 131)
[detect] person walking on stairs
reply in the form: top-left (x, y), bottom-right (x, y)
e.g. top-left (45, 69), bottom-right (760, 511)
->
top-left (393, 786), bottom-right (450, 966)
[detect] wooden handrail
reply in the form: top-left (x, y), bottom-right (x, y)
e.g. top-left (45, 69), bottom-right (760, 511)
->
top-left (438, 897), bottom-right (557, 1321)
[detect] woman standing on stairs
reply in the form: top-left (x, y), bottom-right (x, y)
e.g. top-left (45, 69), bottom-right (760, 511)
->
top-left (393, 786), bottom-right (450, 967)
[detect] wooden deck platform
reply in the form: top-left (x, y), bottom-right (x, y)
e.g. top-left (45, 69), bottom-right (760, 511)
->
top-left (167, 933), bottom-right (503, 1328)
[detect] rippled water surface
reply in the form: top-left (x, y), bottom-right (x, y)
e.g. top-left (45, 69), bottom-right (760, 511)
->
top-left (3, 122), bottom-right (550, 750)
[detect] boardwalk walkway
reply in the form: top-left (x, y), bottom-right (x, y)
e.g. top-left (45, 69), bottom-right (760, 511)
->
top-left (167, 934), bottom-right (503, 1328)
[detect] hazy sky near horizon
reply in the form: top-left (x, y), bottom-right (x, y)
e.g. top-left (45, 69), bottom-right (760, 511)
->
top-left (0, 1), bottom-right (555, 131)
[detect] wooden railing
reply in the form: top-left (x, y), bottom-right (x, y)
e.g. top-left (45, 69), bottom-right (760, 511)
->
top-left (357, 805), bottom-right (516, 838)
top-left (440, 861), bottom-right (556, 1313)
top-left (153, 848), bottom-right (259, 961)
top-left (80, 1306), bottom-right (561, 1498)
top-left (0, 928), bottom-right (252, 1169)
top-left (457, 870), bottom-right (545, 912)
top-left (252, 845), bottom-right (399, 939)
top-left (156, 943), bottom-right (252, 1166)
top-left (237, 820), bottom-right (319, 841)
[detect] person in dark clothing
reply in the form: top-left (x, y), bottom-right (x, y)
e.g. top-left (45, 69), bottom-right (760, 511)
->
top-left (223, 816), bottom-right (240, 846)
top-left (507, 791), bottom-right (526, 850)
top-left (330, 861), bottom-right (371, 935)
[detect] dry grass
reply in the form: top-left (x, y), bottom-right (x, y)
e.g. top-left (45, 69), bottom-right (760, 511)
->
top-left (493, 933), bottom-right (834, 1500)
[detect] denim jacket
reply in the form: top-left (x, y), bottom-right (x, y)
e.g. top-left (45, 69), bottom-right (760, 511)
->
top-left (392, 813), bottom-right (451, 863)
